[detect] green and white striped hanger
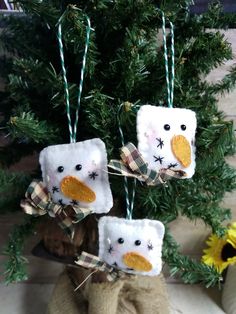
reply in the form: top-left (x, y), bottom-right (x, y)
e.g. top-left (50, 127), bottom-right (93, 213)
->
top-left (57, 7), bottom-right (92, 143)
top-left (118, 11), bottom-right (175, 219)
top-left (160, 10), bottom-right (175, 108)
top-left (118, 103), bottom-right (137, 220)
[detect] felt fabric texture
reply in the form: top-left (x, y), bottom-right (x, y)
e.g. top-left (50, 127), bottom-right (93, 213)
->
top-left (98, 216), bottom-right (165, 276)
top-left (47, 268), bottom-right (170, 314)
top-left (60, 176), bottom-right (96, 203)
top-left (39, 138), bottom-right (113, 213)
top-left (137, 105), bottom-right (197, 178)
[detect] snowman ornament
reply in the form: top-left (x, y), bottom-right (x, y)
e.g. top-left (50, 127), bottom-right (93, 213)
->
top-left (137, 105), bottom-right (197, 178)
top-left (98, 216), bottom-right (165, 276)
top-left (39, 138), bottom-right (113, 213)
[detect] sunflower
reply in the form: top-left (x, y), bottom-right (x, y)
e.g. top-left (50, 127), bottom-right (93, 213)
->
top-left (202, 223), bottom-right (236, 273)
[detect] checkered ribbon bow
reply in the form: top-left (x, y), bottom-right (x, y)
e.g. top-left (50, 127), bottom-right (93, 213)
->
top-left (20, 180), bottom-right (92, 239)
top-left (75, 251), bottom-right (127, 281)
top-left (108, 142), bottom-right (185, 186)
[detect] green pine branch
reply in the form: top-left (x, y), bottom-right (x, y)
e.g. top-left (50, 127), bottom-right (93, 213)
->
top-left (3, 216), bottom-right (38, 284)
top-left (208, 65), bottom-right (236, 95)
top-left (7, 111), bottom-right (59, 144)
top-left (0, 14), bottom-right (56, 61)
top-left (175, 31), bottom-right (232, 78)
top-left (82, 90), bottom-right (117, 155)
top-left (0, 0), bottom-right (235, 286)
top-left (0, 169), bottom-right (31, 212)
top-left (12, 0), bottom-right (60, 25)
top-left (179, 203), bottom-right (230, 236)
top-left (202, 1), bottom-right (236, 29)
top-left (61, 5), bottom-right (98, 78)
top-left (197, 120), bottom-right (236, 157)
top-left (163, 229), bottom-right (222, 287)
top-left (8, 58), bottom-right (62, 108)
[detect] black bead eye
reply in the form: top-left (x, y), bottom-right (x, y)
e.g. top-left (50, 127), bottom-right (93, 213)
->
top-left (57, 166), bottom-right (64, 173)
top-left (75, 164), bottom-right (82, 171)
top-left (181, 124), bottom-right (186, 131)
top-left (118, 238), bottom-right (124, 244)
top-left (135, 240), bottom-right (141, 246)
top-left (164, 124), bottom-right (170, 131)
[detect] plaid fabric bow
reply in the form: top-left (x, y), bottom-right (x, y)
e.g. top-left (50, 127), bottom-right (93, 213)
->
top-left (108, 142), bottom-right (186, 186)
top-left (75, 251), bottom-right (128, 281)
top-left (20, 180), bottom-right (92, 239)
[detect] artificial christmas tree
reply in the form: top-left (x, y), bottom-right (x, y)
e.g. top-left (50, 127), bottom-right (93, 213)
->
top-left (0, 0), bottom-right (236, 295)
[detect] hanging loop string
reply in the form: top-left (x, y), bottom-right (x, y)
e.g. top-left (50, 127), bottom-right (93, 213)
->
top-left (57, 7), bottom-right (92, 143)
top-left (118, 103), bottom-right (136, 220)
top-left (57, 22), bottom-right (73, 142)
top-left (160, 11), bottom-right (175, 108)
top-left (169, 21), bottom-right (175, 107)
top-left (74, 15), bottom-right (91, 141)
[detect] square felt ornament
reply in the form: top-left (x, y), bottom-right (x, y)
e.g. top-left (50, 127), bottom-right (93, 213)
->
top-left (137, 105), bottom-right (197, 178)
top-left (39, 138), bottom-right (113, 214)
top-left (98, 216), bottom-right (165, 276)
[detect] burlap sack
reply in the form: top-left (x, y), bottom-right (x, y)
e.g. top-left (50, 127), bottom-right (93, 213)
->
top-left (42, 200), bottom-right (170, 314)
top-left (47, 267), bottom-right (170, 314)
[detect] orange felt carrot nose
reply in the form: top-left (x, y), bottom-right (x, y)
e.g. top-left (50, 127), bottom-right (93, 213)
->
top-left (171, 135), bottom-right (191, 168)
top-left (60, 176), bottom-right (96, 203)
top-left (123, 252), bottom-right (152, 272)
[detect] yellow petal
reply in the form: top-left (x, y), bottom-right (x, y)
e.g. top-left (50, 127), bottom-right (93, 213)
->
top-left (171, 135), bottom-right (191, 168)
top-left (227, 229), bottom-right (236, 249)
top-left (60, 176), bottom-right (96, 203)
top-left (123, 252), bottom-right (152, 272)
top-left (202, 234), bottom-right (230, 273)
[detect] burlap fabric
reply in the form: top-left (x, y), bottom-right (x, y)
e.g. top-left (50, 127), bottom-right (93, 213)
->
top-left (40, 200), bottom-right (170, 314)
top-left (47, 267), bottom-right (170, 314)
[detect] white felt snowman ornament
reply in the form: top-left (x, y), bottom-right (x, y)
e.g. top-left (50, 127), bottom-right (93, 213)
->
top-left (137, 105), bottom-right (197, 178)
top-left (98, 216), bottom-right (165, 276)
top-left (39, 138), bottom-right (113, 213)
